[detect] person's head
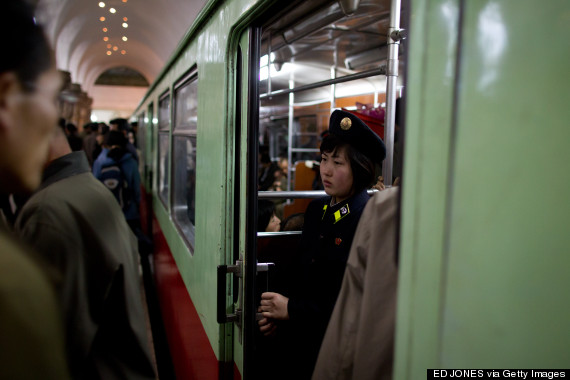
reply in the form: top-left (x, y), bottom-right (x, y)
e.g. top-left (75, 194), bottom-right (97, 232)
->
top-left (320, 110), bottom-right (386, 203)
top-left (104, 130), bottom-right (127, 149)
top-left (260, 152), bottom-right (271, 166)
top-left (281, 213), bottom-right (304, 231)
top-left (258, 200), bottom-right (280, 232)
top-left (98, 122), bottom-right (110, 135)
top-left (110, 118), bottom-right (129, 133)
top-left (89, 122), bottom-right (99, 133)
top-left (0, 0), bottom-right (60, 193)
top-left (65, 122), bottom-right (77, 135)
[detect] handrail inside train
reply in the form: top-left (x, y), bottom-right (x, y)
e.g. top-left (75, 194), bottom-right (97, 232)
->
top-left (257, 231), bottom-right (302, 237)
top-left (259, 66), bottom-right (387, 99)
top-left (258, 189), bottom-right (379, 199)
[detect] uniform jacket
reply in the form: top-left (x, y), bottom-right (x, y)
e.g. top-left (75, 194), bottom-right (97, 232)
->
top-left (287, 189), bottom-right (371, 378)
top-left (15, 152), bottom-right (156, 380)
top-left (312, 187), bottom-right (399, 380)
top-left (0, 228), bottom-right (70, 380)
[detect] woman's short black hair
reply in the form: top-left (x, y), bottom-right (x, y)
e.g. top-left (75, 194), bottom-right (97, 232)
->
top-left (320, 133), bottom-right (376, 193)
top-left (257, 200), bottom-right (276, 232)
top-left (1, 1), bottom-right (53, 91)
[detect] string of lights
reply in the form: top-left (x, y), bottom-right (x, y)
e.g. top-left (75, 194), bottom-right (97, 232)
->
top-left (98, 1), bottom-right (128, 56)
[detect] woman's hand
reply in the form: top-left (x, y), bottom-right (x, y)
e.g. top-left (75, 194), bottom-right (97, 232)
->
top-left (260, 292), bottom-right (289, 320)
top-left (372, 176), bottom-right (385, 191)
top-left (258, 307), bottom-right (278, 337)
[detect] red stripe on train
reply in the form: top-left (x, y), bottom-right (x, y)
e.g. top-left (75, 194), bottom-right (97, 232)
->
top-left (152, 217), bottom-right (219, 379)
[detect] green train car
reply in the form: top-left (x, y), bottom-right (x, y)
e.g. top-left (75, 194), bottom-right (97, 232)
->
top-left (133, 0), bottom-right (570, 378)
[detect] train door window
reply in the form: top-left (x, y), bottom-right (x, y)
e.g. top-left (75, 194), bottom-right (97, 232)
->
top-left (158, 92), bottom-right (171, 207)
top-left (251, 0), bottom-right (400, 376)
top-left (259, 0), bottom-right (395, 193)
top-left (171, 70), bottom-right (198, 251)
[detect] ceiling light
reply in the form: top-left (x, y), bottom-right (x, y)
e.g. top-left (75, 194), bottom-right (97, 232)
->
top-left (113, 46), bottom-right (118, 51)
top-left (102, 27), bottom-right (108, 32)
top-left (106, 44), bottom-right (112, 48)
top-left (109, 8), bottom-right (116, 14)
top-left (103, 37), bottom-right (109, 41)
top-left (100, 16), bottom-right (105, 22)
top-left (122, 23), bottom-right (128, 28)
top-left (121, 50), bottom-right (126, 55)
top-left (107, 51), bottom-right (112, 56)
top-left (99, 2), bottom-right (105, 7)
top-left (122, 36), bottom-right (128, 41)
top-left (122, 0), bottom-right (127, 3)
top-left (123, 17), bottom-right (128, 22)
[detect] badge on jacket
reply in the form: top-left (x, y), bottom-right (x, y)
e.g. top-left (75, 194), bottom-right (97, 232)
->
top-left (335, 237), bottom-right (342, 246)
top-left (333, 205), bottom-right (350, 224)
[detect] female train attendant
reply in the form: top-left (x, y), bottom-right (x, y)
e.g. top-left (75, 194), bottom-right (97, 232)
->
top-left (259, 110), bottom-right (386, 378)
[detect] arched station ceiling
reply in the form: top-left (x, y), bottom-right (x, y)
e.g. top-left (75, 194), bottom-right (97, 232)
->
top-left (34, 0), bottom-right (208, 97)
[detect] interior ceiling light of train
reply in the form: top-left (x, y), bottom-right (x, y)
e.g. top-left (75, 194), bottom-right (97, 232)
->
top-left (259, 0), bottom-right (402, 106)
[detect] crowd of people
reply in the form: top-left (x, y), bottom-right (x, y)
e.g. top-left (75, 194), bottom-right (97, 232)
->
top-left (0, 2), bottom-right (155, 379)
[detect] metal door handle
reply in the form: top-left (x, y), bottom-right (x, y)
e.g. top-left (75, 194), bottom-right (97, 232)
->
top-left (217, 262), bottom-right (241, 324)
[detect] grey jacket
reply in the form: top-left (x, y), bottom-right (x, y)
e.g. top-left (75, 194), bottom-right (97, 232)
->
top-left (15, 152), bottom-right (156, 380)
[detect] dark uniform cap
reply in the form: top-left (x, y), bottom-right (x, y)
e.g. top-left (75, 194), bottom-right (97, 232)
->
top-left (328, 110), bottom-right (386, 163)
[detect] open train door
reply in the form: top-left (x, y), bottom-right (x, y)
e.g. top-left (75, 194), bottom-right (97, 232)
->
top-left (217, 26), bottom-right (263, 379)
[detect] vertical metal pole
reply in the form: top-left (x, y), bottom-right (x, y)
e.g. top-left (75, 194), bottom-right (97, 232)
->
top-left (267, 31), bottom-right (272, 95)
top-left (330, 48), bottom-right (338, 113)
top-left (382, 0), bottom-right (401, 187)
top-left (287, 72), bottom-right (294, 191)
top-left (330, 66), bottom-right (336, 113)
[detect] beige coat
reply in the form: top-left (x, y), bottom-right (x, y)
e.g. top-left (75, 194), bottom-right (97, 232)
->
top-left (312, 187), bottom-right (399, 380)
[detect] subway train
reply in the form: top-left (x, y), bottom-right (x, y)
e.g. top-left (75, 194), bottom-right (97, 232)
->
top-left (130, 0), bottom-right (570, 378)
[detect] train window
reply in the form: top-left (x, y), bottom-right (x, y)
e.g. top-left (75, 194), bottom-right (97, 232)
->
top-left (172, 71), bottom-right (198, 251)
top-left (258, 0), bottom-right (395, 192)
top-left (158, 92), bottom-right (170, 207)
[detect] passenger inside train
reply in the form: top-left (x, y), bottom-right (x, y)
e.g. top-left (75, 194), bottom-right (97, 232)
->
top-left (258, 110), bottom-right (386, 379)
top-left (0, 1), bottom-right (69, 378)
top-left (258, 200), bottom-right (281, 233)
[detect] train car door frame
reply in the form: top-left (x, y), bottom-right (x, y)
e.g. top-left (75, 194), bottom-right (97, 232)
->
top-left (218, 26), bottom-right (263, 379)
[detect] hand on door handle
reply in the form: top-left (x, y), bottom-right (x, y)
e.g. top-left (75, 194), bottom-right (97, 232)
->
top-left (259, 292), bottom-right (289, 320)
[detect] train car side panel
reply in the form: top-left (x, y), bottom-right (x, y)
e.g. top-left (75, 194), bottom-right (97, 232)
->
top-left (394, 0), bottom-right (462, 377)
top-left (396, 0), bottom-right (570, 376)
top-left (441, 0), bottom-right (570, 367)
